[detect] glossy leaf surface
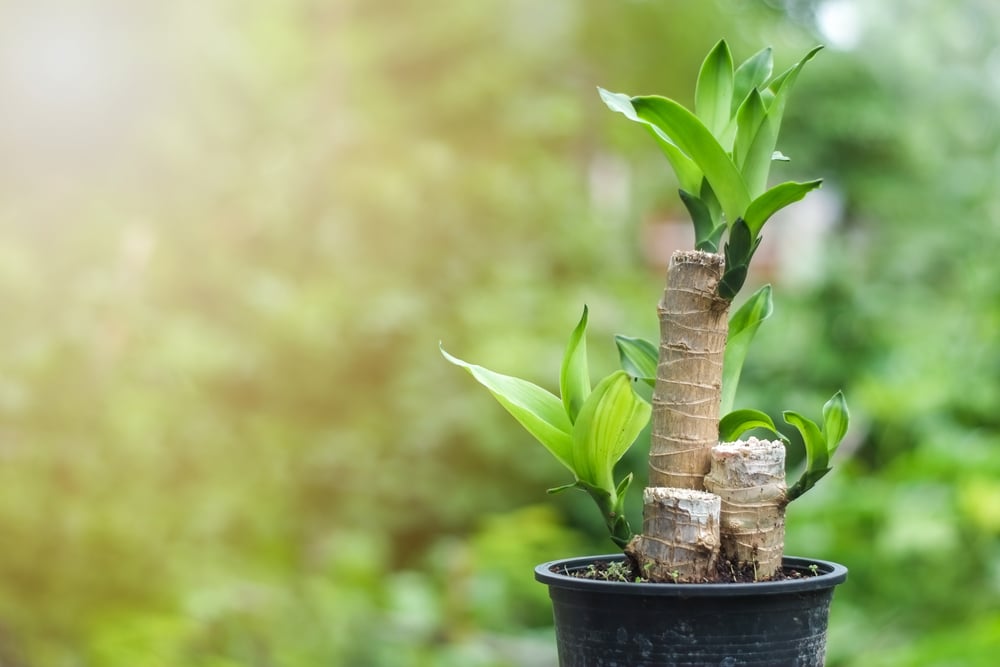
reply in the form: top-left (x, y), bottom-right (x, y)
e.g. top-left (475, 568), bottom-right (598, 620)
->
top-left (560, 306), bottom-right (591, 422)
top-left (599, 88), bottom-right (702, 193)
top-left (614, 335), bottom-right (658, 387)
top-left (571, 371), bottom-right (651, 493)
top-left (719, 408), bottom-right (787, 443)
top-left (823, 390), bottom-right (850, 455)
top-left (695, 39), bottom-right (734, 139)
top-left (440, 345), bottom-right (574, 472)
top-left (744, 180), bottom-right (823, 236)
top-left (731, 46), bottom-right (773, 114)
top-left (629, 95), bottom-right (751, 224)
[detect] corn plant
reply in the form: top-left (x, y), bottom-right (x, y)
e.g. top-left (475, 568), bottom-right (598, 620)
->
top-left (443, 41), bottom-right (851, 576)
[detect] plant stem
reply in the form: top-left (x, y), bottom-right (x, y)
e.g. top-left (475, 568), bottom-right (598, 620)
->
top-left (625, 487), bottom-right (720, 582)
top-left (704, 437), bottom-right (787, 579)
top-left (649, 250), bottom-right (729, 489)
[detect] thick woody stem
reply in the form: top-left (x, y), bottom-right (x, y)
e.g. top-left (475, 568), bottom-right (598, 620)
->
top-left (625, 487), bottom-right (720, 582)
top-left (704, 437), bottom-right (787, 579)
top-left (649, 250), bottom-right (729, 490)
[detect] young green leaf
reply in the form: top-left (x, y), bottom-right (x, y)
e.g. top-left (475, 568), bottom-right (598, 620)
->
top-left (571, 371), bottom-right (651, 494)
top-left (629, 95), bottom-right (751, 225)
top-left (614, 335), bottom-right (657, 386)
top-left (679, 190), bottom-right (723, 252)
top-left (783, 410), bottom-right (829, 474)
top-left (720, 284), bottom-right (773, 414)
top-left (733, 87), bottom-right (767, 173)
top-left (732, 47), bottom-right (773, 114)
top-left (765, 45), bottom-right (824, 121)
top-left (719, 219), bottom-right (760, 300)
top-left (741, 46), bottom-right (823, 197)
top-left (823, 390), bottom-right (850, 455)
top-left (695, 39), bottom-right (735, 140)
top-left (719, 408), bottom-right (787, 443)
top-left (560, 306), bottom-right (591, 423)
top-left (744, 180), bottom-right (823, 237)
top-left (598, 87), bottom-right (703, 194)
top-left (615, 471), bottom-right (634, 499)
top-left (440, 345), bottom-right (574, 472)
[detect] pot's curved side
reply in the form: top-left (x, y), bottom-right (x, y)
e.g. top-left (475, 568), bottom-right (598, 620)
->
top-left (535, 555), bottom-right (847, 667)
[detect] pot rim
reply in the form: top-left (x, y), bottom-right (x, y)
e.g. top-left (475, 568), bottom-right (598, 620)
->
top-left (535, 554), bottom-right (847, 597)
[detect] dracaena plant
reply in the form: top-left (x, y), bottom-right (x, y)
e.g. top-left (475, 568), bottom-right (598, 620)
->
top-left (443, 40), bottom-right (851, 581)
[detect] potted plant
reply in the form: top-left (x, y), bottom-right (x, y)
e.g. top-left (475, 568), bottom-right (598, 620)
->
top-left (443, 40), bottom-right (850, 667)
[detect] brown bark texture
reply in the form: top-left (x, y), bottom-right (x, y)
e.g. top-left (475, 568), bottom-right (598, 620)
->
top-left (649, 250), bottom-right (729, 490)
top-left (626, 487), bottom-right (720, 583)
top-left (704, 437), bottom-right (787, 579)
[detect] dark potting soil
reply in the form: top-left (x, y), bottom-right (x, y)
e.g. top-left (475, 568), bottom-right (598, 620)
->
top-left (567, 555), bottom-right (818, 584)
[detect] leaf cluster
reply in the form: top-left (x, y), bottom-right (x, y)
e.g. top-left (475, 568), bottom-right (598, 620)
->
top-left (600, 40), bottom-right (823, 300)
top-left (441, 307), bottom-right (651, 547)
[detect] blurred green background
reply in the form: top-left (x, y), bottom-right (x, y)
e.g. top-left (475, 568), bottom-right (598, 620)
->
top-left (0, 0), bottom-right (997, 665)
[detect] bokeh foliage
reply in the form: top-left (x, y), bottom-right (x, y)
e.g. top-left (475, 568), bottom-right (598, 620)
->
top-left (0, 0), bottom-right (996, 665)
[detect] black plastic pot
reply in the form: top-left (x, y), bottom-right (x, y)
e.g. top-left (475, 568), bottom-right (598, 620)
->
top-left (535, 554), bottom-right (847, 667)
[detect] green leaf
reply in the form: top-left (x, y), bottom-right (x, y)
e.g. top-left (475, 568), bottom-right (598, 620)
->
top-left (745, 45), bottom-right (823, 195)
top-left (695, 39), bottom-right (734, 139)
top-left (629, 95), bottom-right (751, 225)
top-left (440, 345), bottom-right (574, 473)
top-left (784, 410), bottom-right (828, 473)
top-left (765, 45), bottom-right (824, 120)
top-left (615, 472), bottom-right (634, 499)
top-left (679, 190), bottom-right (723, 252)
top-left (744, 180), bottom-right (823, 237)
top-left (721, 284), bottom-right (773, 413)
top-left (614, 335), bottom-right (657, 386)
top-left (733, 87), bottom-right (767, 173)
top-left (719, 219), bottom-right (759, 300)
top-left (571, 371), bottom-right (651, 493)
top-left (719, 408), bottom-right (787, 443)
top-left (599, 87), bottom-right (703, 194)
top-left (823, 390), bottom-right (850, 456)
top-left (741, 46), bottom-right (822, 197)
top-left (732, 47), bottom-right (773, 114)
top-left (560, 306), bottom-right (591, 422)
top-left (740, 104), bottom-right (780, 197)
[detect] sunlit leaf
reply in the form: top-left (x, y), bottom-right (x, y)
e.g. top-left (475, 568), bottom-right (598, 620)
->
top-left (598, 87), bottom-right (702, 193)
top-left (695, 39), bottom-right (734, 139)
top-left (823, 390), bottom-right (850, 455)
top-left (733, 87), bottom-right (767, 175)
top-left (440, 345), bottom-right (574, 472)
top-left (629, 95), bottom-right (751, 225)
top-left (744, 180), bottom-right (823, 237)
top-left (560, 306), bottom-right (591, 422)
top-left (571, 371), bottom-right (651, 493)
top-left (615, 335), bottom-right (657, 386)
top-left (721, 284), bottom-right (773, 413)
top-left (732, 46), bottom-right (773, 114)
top-left (615, 471), bottom-right (634, 499)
